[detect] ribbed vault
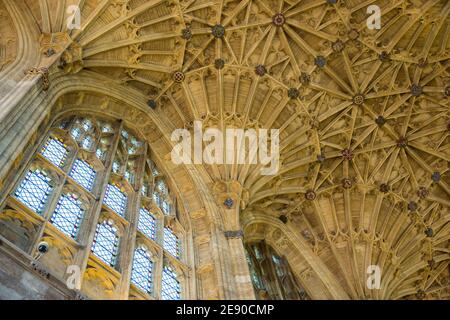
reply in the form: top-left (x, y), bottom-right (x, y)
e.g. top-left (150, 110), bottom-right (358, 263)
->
top-left (7, 0), bottom-right (450, 299)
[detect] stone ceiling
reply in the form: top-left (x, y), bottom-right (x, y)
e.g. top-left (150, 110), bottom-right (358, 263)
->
top-left (14, 0), bottom-right (450, 299)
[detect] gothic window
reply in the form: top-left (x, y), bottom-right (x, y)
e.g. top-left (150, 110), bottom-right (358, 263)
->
top-left (131, 247), bottom-right (154, 294)
top-left (103, 183), bottom-right (127, 217)
top-left (91, 221), bottom-right (119, 267)
top-left (161, 264), bottom-right (181, 300)
top-left (14, 169), bottom-right (53, 214)
top-left (50, 192), bottom-right (84, 239)
top-left (40, 137), bottom-right (68, 168)
top-left (164, 227), bottom-right (180, 258)
top-left (69, 159), bottom-right (96, 191)
top-left (245, 242), bottom-right (309, 300)
top-left (1, 114), bottom-right (187, 300)
top-left (137, 207), bottom-right (156, 240)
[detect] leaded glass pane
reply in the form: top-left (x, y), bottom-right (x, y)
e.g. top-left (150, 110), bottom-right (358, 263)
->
top-left (161, 265), bottom-right (180, 300)
top-left (82, 119), bottom-right (92, 131)
top-left (40, 137), bottom-right (68, 168)
top-left (131, 248), bottom-right (153, 294)
top-left (69, 159), bottom-right (96, 191)
top-left (70, 127), bottom-right (81, 140)
top-left (164, 227), bottom-right (179, 258)
top-left (137, 208), bottom-right (156, 240)
top-left (112, 161), bottom-right (120, 173)
top-left (91, 222), bottom-right (119, 266)
top-left (81, 136), bottom-right (93, 150)
top-left (103, 184), bottom-right (127, 216)
top-left (50, 193), bottom-right (84, 239)
top-left (96, 148), bottom-right (105, 160)
top-left (162, 200), bottom-right (170, 215)
top-left (153, 192), bottom-right (160, 207)
top-left (14, 169), bottom-right (52, 214)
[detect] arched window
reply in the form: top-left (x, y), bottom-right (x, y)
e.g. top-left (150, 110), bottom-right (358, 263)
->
top-left (137, 207), bottom-right (156, 241)
top-left (91, 221), bottom-right (119, 267)
top-left (245, 242), bottom-right (310, 300)
top-left (14, 168), bottom-right (53, 215)
top-left (50, 192), bottom-right (85, 239)
top-left (40, 137), bottom-right (69, 168)
top-left (131, 247), bottom-right (154, 294)
top-left (161, 264), bottom-right (181, 300)
top-left (0, 114), bottom-right (188, 300)
top-left (164, 227), bottom-right (180, 259)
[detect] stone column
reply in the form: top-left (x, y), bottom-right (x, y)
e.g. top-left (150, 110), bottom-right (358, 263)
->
top-left (213, 180), bottom-right (255, 300)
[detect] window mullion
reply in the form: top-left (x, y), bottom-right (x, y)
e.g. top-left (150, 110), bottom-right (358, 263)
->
top-left (117, 142), bottom-right (148, 299)
top-left (73, 120), bottom-right (124, 281)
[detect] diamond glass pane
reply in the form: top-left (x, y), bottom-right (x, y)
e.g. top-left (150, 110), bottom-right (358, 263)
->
top-left (91, 222), bottom-right (119, 266)
top-left (70, 127), bottom-right (81, 140)
top-left (164, 227), bottom-right (179, 258)
top-left (103, 184), bottom-right (127, 216)
top-left (162, 200), bottom-right (170, 215)
top-left (161, 265), bottom-right (180, 300)
top-left (40, 138), bottom-right (68, 168)
top-left (81, 136), bottom-right (93, 150)
top-left (131, 248), bottom-right (153, 294)
top-left (50, 193), bottom-right (84, 239)
top-left (137, 208), bottom-right (156, 240)
top-left (70, 159), bottom-right (96, 191)
top-left (14, 169), bottom-right (52, 214)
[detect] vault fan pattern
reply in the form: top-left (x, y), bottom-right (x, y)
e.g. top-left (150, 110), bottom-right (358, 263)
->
top-left (0, 0), bottom-right (449, 300)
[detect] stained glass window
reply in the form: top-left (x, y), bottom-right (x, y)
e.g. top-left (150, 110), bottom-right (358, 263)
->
top-left (40, 137), bottom-right (68, 168)
top-left (82, 119), bottom-right (92, 131)
top-left (131, 247), bottom-right (153, 294)
top-left (91, 222), bottom-right (119, 267)
top-left (70, 159), bottom-right (96, 191)
top-left (164, 227), bottom-right (180, 258)
top-left (112, 161), bottom-right (120, 173)
top-left (70, 127), bottom-right (81, 140)
top-left (96, 148), bottom-right (105, 160)
top-left (14, 169), bottom-right (53, 214)
top-left (153, 192), bottom-right (160, 207)
top-left (81, 136), bottom-right (93, 150)
top-left (161, 265), bottom-right (180, 300)
top-left (137, 208), bottom-right (156, 240)
top-left (103, 184), bottom-right (127, 216)
top-left (50, 193), bottom-right (84, 239)
top-left (162, 200), bottom-right (170, 215)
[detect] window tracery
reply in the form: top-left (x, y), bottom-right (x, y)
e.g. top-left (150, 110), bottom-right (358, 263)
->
top-left (0, 114), bottom-right (187, 300)
top-left (245, 242), bottom-right (310, 300)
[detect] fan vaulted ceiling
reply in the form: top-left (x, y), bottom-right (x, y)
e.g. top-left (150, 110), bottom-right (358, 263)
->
top-left (11, 0), bottom-right (450, 299)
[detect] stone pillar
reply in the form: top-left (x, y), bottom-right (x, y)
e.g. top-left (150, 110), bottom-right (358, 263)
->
top-left (213, 180), bottom-right (255, 300)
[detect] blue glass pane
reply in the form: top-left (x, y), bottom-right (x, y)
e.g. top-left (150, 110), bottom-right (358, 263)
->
top-left (14, 169), bottom-right (52, 214)
top-left (41, 138), bottom-right (68, 168)
top-left (162, 200), bottom-right (170, 215)
top-left (161, 265), bottom-right (180, 300)
top-left (81, 136), bottom-right (93, 150)
top-left (50, 193), bottom-right (84, 239)
top-left (137, 208), bottom-right (156, 240)
top-left (153, 192), bottom-right (160, 207)
top-left (70, 159), bottom-right (96, 191)
top-left (91, 222), bottom-right (119, 266)
top-left (70, 128), bottom-right (81, 140)
top-left (131, 248), bottom-right (153, 294)
top-left (103, 184), bottom-right (127, 216)
top-left (164, 227), bottom-right (179, 258)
